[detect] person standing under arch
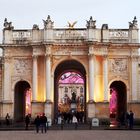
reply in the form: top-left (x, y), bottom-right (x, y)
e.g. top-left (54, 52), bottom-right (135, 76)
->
top-left (129, 110), bottom-right (134, 129)
top-left (5, 113), bottom-right (10, 126)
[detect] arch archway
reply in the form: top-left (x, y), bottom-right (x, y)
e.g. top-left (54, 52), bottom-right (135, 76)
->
top-left (54, 60), bottom-right (86, 123)
top-left (14, 81), bottom-right (31, 122)
top-left (109, 81), bottom-right (127, 125)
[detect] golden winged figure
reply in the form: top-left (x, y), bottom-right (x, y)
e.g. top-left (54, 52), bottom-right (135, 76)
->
top-left (67, 21), bottom-right (77, 29)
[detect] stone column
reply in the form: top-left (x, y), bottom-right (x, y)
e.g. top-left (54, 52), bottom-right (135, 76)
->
top-left (88, 54), bottom-right (95, 102)
top-left (131, 56), bottom-right (138, 101)
top-left (32, 55), bottom-right (38, 101)
top-left (45, 53), bottom-right (52, 121)
top-left (3, 57), bottom-right (11, 101)
top-left (103, 55), bottom-right (108, 101)
top-left (2, 56), bottom-right (12, 118)
top-left (45, 54), bottom-right (52, 102)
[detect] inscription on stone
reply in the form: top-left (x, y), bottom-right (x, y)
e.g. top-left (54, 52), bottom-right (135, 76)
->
top-left (13, 31), bottom-right (31, 39)
top-left (109, 30), bottom-right (128, 39)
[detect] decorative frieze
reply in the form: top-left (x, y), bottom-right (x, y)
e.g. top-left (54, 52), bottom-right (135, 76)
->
top-left (4, 48), bottom-right (32, 57)
top-left (33, 47), bottom-right (45, 56)
top-left (53, 46), bottom-right (87, 56)
top-left (89, 46), bottom-right (108, 56)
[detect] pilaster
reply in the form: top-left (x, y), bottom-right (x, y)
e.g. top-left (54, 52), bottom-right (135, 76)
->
top-left (32, 55), bottom-right (38, 102)
top-left (3, 56), bottom-right (12, 101)
top-left (103, 55), bottom-right (108, 101)
top-left (88, 54), bottom-right (95, 102)
top-left (131, 56), bottom-right (138, 101)
top-left (45, 44), bottom-right (52, 103)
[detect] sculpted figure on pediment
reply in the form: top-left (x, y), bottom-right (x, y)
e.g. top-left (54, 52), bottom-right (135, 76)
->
top-left (32, 24), bottom-right (39, 30)
top-left (129, 16), bottom-right (138, 29)
top-left (86, 16), bottom-right (96, 29)
top-left (43, 15), bottom-right (54, 29)
top-left (110, 59), bottom-right (127, 74)
top-left (3, 18), bottom-right (14, 30)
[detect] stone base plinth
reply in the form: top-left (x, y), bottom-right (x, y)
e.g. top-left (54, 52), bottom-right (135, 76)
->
top-left (44, 102), bottom-right (53, 118)
top-left (95, 102), bottom-right (109, 118)
top-left (1, 100), bottom-right (13, 119)
top-left (127, 101), bottom-right (140, 118)
top-left (31, 101), bottom-right (44, 118)
top-left (87, 102), bottom-right (95, 119)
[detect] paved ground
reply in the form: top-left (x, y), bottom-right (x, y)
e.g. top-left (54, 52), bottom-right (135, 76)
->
top-left (0, 130), bottom-right (140, 140)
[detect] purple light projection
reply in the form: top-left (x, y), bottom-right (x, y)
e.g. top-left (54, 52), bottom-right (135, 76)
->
top-left (110, 88), bottom-right (117, 115)
top-left (59, 72), bottom-right (84, 84)
top-left (25, 88), bottom-right (31, 115)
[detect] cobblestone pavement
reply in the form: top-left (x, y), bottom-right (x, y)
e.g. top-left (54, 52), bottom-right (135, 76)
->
top-left (0, 130), bottom-right (140, 140)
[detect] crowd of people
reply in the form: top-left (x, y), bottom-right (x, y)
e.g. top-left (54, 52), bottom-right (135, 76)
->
top-left (2, 110), bottom-right (135, 132)
top-left (56, 111), bottom-right (84, 124)
top-left (16, 113), bottom-right (48, 133)
top-left (34, 113), bottom-right (48, 133)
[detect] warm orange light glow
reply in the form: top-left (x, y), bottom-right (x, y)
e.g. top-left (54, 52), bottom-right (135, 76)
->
top-left (94, 76), bottom-right (104, 102)
top-left (86, 79), bottom-right (89, 102)
top-left (94, 56), bottom-right (104, 102)
top-left (25, 88), bottom-right (31, 115)
top-left (37, 88), bottom-right (45, 101)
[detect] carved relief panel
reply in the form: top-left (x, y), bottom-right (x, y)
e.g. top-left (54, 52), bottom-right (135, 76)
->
top-left (109, 58), bottom-right (128, 74)
top-left (13, 58), bottom-right (32, 76)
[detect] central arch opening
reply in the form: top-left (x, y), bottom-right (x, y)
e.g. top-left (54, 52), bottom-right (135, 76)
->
top-left (54, 60), bottom-right (86, 123)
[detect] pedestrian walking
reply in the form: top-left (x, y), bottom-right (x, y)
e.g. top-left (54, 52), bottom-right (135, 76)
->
top-left (5, 113), bottom-right (10, 126)
top-left (72, 115), bottom-right (78, 129)
top-left (125, 111), bottom-right (129, 128)
top-left (34, 115), bottom-right (40, 133)
top-left (129, 110), bottom-right (134, 129)
top-left (40, 113), bottom-right (47, 133)
top-left (25, 114), bottom-right (30, 130)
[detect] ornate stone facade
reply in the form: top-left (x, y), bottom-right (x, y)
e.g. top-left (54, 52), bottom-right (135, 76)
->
top-left (0, 16), bottom-right (140, 123)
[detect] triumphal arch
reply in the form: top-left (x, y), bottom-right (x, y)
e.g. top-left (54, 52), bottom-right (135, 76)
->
top-left (0, 16), bottom-right (140, 124)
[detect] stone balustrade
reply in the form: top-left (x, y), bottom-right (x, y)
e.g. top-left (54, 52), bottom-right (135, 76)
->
top-left (3, 27), bottom-right (138, 44)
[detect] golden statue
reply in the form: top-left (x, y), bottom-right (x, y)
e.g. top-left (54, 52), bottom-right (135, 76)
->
top-left (67, 21), bottom-right (77, 29)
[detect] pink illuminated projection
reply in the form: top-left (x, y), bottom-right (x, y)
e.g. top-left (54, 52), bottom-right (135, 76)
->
top-left (58, 71), bottom-right (85, 112)
top-left (25, 88), bottom-right (31, 115)
top-left (110, 88), bottom-right (118, 115)
top-left (59, 72), bottom-right (84, 84)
